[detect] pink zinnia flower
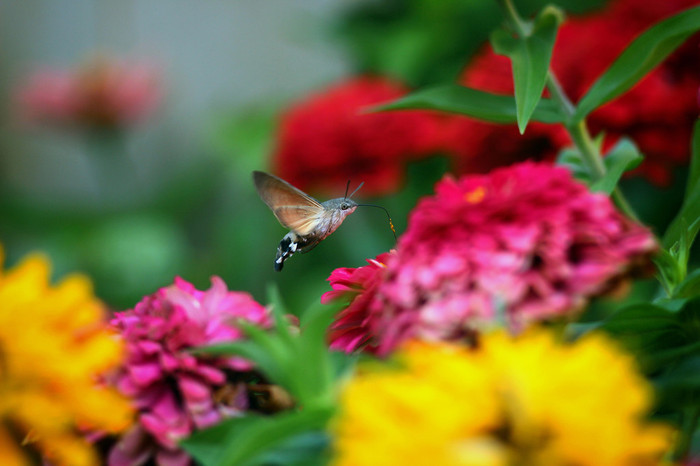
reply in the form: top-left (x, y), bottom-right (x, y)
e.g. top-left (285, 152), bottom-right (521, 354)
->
top-left (272, 76), bottom-right (441, 196)
top-left (109, 277), bottom-right (272, 466)
top-left (16, 57), bottom-right (162, 130)
top-left (325, 162), bottom-right (657, 355)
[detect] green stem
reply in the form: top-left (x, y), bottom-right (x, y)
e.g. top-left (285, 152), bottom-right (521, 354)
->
top-left (548, 80), bottom-right (639, 221)
top-left (675, 405), bottom-right (700, 461)
top-left (502, 0), bottom-right (529, 36)
top-left (500, 0), bottom-right (639, 222)
top-left (567, 119), bottom-right (606, 178)
top-left (546, 73), bottom-right (576, 123)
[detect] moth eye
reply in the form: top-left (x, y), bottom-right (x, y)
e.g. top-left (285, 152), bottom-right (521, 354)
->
top-left (341, 203), bottom-right (348, 210)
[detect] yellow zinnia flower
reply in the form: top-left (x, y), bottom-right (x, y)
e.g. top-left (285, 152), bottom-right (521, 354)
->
top-left (0, 246), bottom-right (133, 466)
top-left (332, 329), bottom-right (674, 466)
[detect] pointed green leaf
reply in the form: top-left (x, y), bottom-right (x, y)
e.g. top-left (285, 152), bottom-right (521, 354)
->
top-left (600, 303), bottom-right (700, 373)
top-left (181, 409), bottom-right (332, 466)
top-left (266, 284), bottom-right (295, 345)
top-left (181, 416), bottom-right (254, 465)
top-left (677, 269), bottom-right (700, 300)
top-left (574, 6), bottom-right (700, 121)
top-left (603, 304), bottom-right (680, 334)
top-left (194, 299), bottom-right (350, 409)
top-left (254, 432), bottom-right (329, 466)
top-left (491, 6), bottom-right (562, 133)
top-left (555, 134), bottom-right (606, 185)
top-left (217, 409), bottom-right (332, 466)
top-left (373, 84), bottom-right (564, 124)
top-left (647, 342), bottom-right (700, 376)
top-left (654, 248), bottom-right (683, 296)
top-left (664, 120), bottom-right (700, 248)
top-left (687, 119), bottom-right (700, 199)
top-left (589, 138), bottom-right (643, 194)
top-left (655, 356), bottom-right (700, 400)
top-left (654, 297), bottom-right (688, 312)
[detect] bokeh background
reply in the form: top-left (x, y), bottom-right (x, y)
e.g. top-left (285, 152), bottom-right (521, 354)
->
top-left (0, 0), bottom-right (693, 312)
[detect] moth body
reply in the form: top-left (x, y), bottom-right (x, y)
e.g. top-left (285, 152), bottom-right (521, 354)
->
top-left (317, 198), bottom-right (358, 239)
top-left (275, 231), bottom-right (306, 271)
top-left (253, 171), bottom-right (360, 271)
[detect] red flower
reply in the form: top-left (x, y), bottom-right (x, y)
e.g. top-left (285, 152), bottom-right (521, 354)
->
top-left (322, 252), bottom-right (394, 354)
top-left (325, 162), bottom-right (657, 355)
top-left (272, 76), bottom-right (441, 197)
top-left (447, 0), bottom-right (699, 185)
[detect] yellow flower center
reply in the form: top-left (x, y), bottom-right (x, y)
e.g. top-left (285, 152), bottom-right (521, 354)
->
top-left (464, 186), bottom-right (486, 204)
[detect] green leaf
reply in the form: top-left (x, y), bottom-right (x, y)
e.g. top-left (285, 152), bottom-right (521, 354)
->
top-left (187, 299), bottom-right (352, 465)
top-left (218, 409), bottom-right (331, 466)
top-left (601, 303), bottom-right (682, 358)
top-left (254, 432), bottom-right (329, 466)
top-left (491, 6), bottom-right (562, 133)
top-left (602, 302), bottom-right (700, 373)
top-left (181, 409), bottom-right (332, 466)
top-left (266, 284), bottom-right (294, 345)
top-left (676, 217), bottom-right (700, 272)
top-left (373, 84), bottom-right (564, 124)
top-left (181, 416), bottom-right (248, 465)
top-left (645, 341), bottom-right (700, 369)
top-left (556, 147), bottom-right (592, 183)
top-left (556, 134), bottom-right (608, 184)
top-left (686, 120), bottom-right (700, 199)
top-left (677, 269), bottom-right (700, 300)
top-left (589, 138), bottom-right (643, 194)
top-left (655, 356), bottom-right (700, 406)
top-left (195, 299), bottom-right (349, 409)
top-left (297, 304), bottom-right (337, 403)
top-left (654, 248), bottom-right (683, 296)
top-left (664, 120), bottom-right (700, 249)
top-left (654, 297), bottom-right (688, 312)
top-left (574, 6), bottom-right (700, 121)
top-left (603, 303), bottom-right (679, 334)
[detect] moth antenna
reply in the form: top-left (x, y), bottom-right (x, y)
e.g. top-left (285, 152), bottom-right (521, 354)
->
top-left (344, 180), bottom-right (351, 199)
top-left (348, 181), bottom-right (365, 200)
top-left (357, 203), bottom-right (397, 240)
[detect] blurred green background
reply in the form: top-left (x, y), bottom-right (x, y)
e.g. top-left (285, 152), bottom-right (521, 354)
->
top-left (0, 0), bottom-right (680, 312)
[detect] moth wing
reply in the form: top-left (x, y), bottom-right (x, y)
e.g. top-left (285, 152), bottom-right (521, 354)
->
top-left (253, 171), bottom-right (322, 212)
top-left (273, 206), bottom-right (324, 236)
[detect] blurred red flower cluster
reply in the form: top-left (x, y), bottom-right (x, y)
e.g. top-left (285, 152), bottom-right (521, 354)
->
top-left (447, 0), bottom-right (700, 185)
top-left (272, 0), bottom-right (698, 194)
top-left (16, 57), bottom-right (162, 131)
top-left (271, 76), bottom-right (441, 197)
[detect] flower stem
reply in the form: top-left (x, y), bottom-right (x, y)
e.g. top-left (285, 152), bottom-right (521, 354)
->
top-left (499, 0), bottom-right (640, 222)
top-left (501, 0), bottom-right (531, 36)
top-left (547, 72), bottom-right (638, 220)
top-left (564, 117), bottom-right (639, 221)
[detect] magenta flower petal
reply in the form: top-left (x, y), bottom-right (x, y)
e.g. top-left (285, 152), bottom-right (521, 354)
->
top-left (109, 276), bottom-right (272, 465)
top-left (108, 425), bottom-right (154, 466)
top-left (179, 376), bottom-right (211, 403)
top-left (326, 162), bottom-right (657, 355)
top-left (156, 448), bottom-right (192, 466)
top-left (127, 362), bottom-right (162, 387)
